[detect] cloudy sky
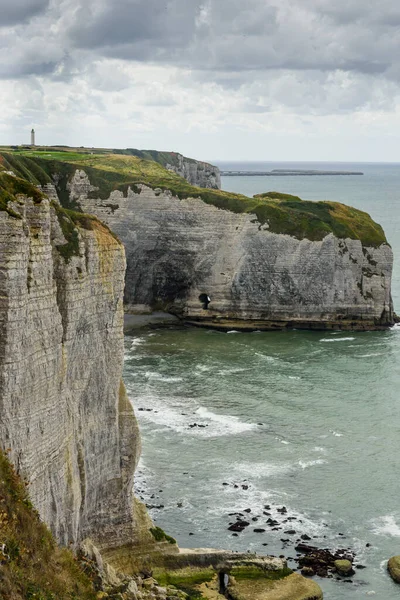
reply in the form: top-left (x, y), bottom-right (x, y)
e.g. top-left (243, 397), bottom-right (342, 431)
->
top-left (1, 0), bottom-right (400, 161)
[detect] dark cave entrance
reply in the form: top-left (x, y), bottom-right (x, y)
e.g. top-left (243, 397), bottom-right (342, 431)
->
top-left (199, 293), bottom-right (211, 310)
top-left (219, 571), bottom-right (229, 595)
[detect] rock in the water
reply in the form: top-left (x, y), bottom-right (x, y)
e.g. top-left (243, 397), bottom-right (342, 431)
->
top-left (388, 556), bottom-right (400, 583)
top-left (228, 521), bottom-right (250, 532)
top-left (334, 559), bottom-right (354, 576)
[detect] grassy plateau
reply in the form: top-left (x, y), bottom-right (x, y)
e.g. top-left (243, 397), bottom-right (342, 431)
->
top-left (0, 147), bottom-right (388, 247)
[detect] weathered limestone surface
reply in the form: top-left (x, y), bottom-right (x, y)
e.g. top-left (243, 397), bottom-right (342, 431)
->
top-left (0, 194), bottom-right (153, 554)
top-left (166, 153), bottom-right (221, 189)
top-left (77, 183), bottom-right (394, 330)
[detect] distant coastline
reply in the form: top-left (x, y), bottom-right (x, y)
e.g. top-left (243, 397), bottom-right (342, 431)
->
top-left (221, 169), bottom-right (364, 176)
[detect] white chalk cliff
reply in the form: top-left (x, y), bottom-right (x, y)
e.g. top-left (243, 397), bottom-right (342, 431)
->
top-left (75, 181), bottom-right (394, 330)
top-left (0, 180), bottom-right (154, 564)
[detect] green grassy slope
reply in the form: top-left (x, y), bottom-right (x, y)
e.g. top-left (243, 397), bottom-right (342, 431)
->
top-left (0, 450), bottom-right (97, 600)
top-left (0, 169), bottom-right (119, 262)
top-left (0, 149), bottom-right (388, 247)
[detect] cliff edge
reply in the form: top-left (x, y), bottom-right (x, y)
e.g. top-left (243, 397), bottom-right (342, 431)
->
top-left (0, 171), bottom-right (155, 558)
top-left (0, 150), bottom-right (392, 330)
top-left (0, 168), bottom-right (323, 600)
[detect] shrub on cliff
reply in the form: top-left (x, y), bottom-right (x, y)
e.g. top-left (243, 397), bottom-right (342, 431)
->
top-left (0, 450), bottom-right (97, 600)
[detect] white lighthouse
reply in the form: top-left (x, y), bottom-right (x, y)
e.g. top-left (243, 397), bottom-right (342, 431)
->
top-left (31, 128), bottom-right (36, 146)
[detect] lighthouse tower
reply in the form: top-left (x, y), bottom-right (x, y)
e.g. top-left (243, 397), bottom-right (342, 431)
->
top-left (31, 129), bottom-right (36, 146)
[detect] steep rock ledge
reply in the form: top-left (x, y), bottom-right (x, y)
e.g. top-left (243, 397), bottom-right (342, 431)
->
top-left (116, 149), bottom-right (221, 189)
top-left (1, 150), bottom-right (392, 329)
top-left (0, 178), bottom-right (154, 557)
top-left (0, 174), bottom-right (323, 599)
top-left (165, 153), bottom-right (221, 190)
top-left (76, 183), bottom-right (394, 331)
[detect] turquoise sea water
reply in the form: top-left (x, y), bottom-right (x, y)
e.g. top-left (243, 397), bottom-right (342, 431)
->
top-left (124, 162), bottom-right (400, 599)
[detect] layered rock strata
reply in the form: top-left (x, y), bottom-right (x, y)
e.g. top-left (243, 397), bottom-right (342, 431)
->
top-left (77, 183), bottom-right (394, 331)
top-left (117, 149), bottom-right (221, 189)
top-left (165, 153), bottom-right (221, 189)
top-left (0, 184), bottom-right (153, 556)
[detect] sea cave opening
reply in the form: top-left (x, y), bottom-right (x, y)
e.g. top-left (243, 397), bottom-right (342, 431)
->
top-left (199, 293), bottom-right (211, 310)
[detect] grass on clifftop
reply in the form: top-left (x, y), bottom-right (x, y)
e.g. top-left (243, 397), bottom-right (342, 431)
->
top-left (0, 172), bottom-right (44, 218)
top-left (0, 149), bottom-right (388, 247)
top-left (0, 450), bottom-right (97, 600)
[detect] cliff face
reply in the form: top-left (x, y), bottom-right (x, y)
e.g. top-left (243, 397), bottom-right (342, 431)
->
top-left (77, 184), bottom-right (394, 330)
top-left (165, 153), bottom-right (221, 189)
top-left (115, 149), bottom-right (221, 189)
top-left (0, 151), bottom-right (394, 332)
top-left (0, 175), bottom-right (152, 556)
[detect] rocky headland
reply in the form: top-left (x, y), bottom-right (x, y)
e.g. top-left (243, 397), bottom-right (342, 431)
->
top-left (0, 163), bottom-right (323, 599)
top-left (0, 148), bottom-right (392, 331)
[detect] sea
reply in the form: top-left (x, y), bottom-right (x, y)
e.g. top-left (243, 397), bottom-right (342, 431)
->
top-left (123, 162), bottom-right (400, 599)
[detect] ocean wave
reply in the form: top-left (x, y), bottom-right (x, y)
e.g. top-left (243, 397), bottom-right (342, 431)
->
top-left (254, 352), bottom-right (277, 362)
top-left (319, 337), bottom-right (355, 343)
top-left (213, 479), bottom-right (331, 538)
top-left (144, 371), bottom-right (183, 383)
top-left (195, 364), bottom-right (213, 373)
top-left (371, 515), bottom-right (400, 537)
top-left (217, 367), bottom-right (248, 375)
top-left (227, 330), bottom-right (240, 334)
top-left (330, 430), bottom-right (344, 437)
top-left (359, 353), bottom-right (384, 358)
top-left (233, 461), bottom-right (294, 478)
top-left (134, 396), bottom-right (258, 438)
top-left (131, 337), bottom-right (146, 348)
top-left (195, 407), bottom-right (258, 434)
top-left (298, 459), bottom-right (327, 469)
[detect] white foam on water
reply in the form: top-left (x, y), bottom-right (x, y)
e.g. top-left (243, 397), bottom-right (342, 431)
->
top-left (144, 371), bottom-right (183, 383)
top-left (371, 515), bottom-right (400, 537)
top-left (233, 461), bottom-right (295, 478)
top-left (227, 330), bottom-right (240, 334)
top-left (320, 337), bottom-right (355, 343)
top-left (298, 459), bottom-right (327, 469)
top-left (330, 430), bottom-right (344, 437)
top-left (134, 394), bottom-right (259, 438)
top-left (359, 353), bottom-right (384, 358)
top-left (131, 337), bottom-right (147, 348)
top-left (254, 352), bottom-right (277, 362)
top-left (313, 446), bottom-right (327, 453)
top-left (379, 559), bottom-right (388, 573)
top-left (195, 364), bottom-right (213, 373)
top-left (217, 367), bottom-right (248, 375)
top-left (195, 407), bottom-right (258, 434)
top-left (288, 375), bottom-right (301, 380)
top-left (281, 440), bottom-right (290, 445)
top-left (213, 479), bottom-right (331, 538)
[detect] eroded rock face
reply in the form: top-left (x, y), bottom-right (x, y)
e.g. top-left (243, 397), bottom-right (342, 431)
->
top-left (166, 153), bottom-right (221, 189)
top-left (0, 195), bottom-right (152, 554)
top-left (77, 183), bottom-right (394, 330)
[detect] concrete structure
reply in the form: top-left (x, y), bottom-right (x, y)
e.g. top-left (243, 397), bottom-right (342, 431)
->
top-left (31, 128), bottom-right (35, 146)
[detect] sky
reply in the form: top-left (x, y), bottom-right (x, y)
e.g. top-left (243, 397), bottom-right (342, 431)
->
top-left (1, 0), bottom-right (400, 162)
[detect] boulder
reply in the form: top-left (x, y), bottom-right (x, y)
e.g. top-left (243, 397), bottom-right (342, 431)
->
top-left (334, 559), bottom-right (354, 576)
top-left (388, 556), bottom-right (400, 583)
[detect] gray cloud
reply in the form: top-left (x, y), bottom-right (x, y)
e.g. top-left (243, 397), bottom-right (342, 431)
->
top-left (69, 0), bottom-right (201, 55)
top-left (2, 0), bottom-right (400, 157)
top-left (0, 0), bottom-right (50, 27)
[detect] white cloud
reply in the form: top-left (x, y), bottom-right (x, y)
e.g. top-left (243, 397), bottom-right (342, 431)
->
top-left (1, 0), bottom-right (400, 160)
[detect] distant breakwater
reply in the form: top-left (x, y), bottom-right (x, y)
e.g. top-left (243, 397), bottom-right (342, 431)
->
top-left (221, 169), bottom-right (364, 176)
